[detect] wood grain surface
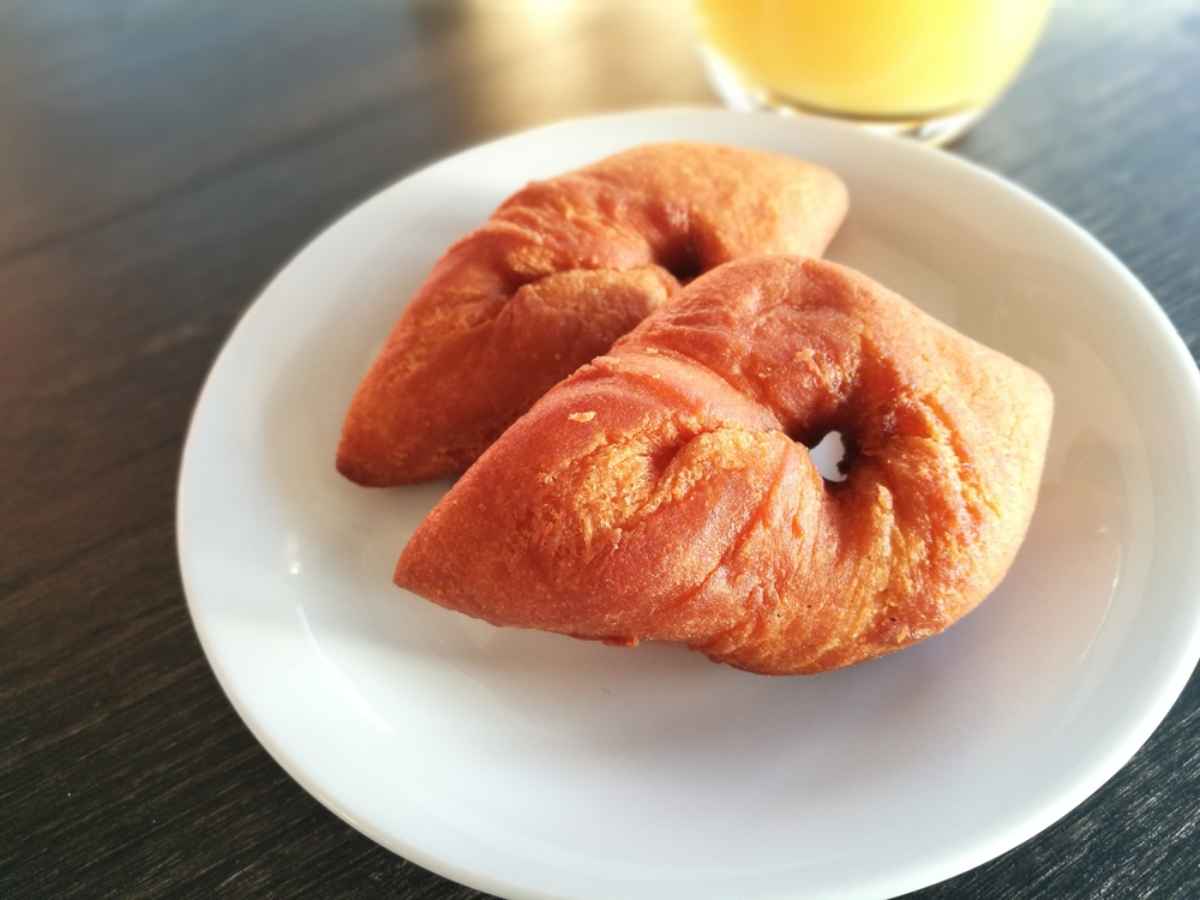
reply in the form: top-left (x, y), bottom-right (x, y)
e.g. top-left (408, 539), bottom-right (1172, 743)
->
top-left (2, 1), bottom-right (1199, 897)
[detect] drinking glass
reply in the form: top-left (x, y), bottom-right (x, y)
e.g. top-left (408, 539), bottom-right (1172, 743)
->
top-left (695, 0), bottom-right (1052, 145)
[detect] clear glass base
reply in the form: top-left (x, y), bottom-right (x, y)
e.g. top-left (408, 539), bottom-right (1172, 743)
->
top-left (701, 49), bottom-right (985, 148)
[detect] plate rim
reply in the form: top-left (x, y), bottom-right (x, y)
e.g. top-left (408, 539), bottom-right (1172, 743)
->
top-left (177, 105), bottom-right (1200, 900)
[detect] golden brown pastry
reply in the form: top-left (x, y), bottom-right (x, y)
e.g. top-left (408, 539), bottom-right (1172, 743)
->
top-left (337, 143), bottom-right (848, 485)
top-left (394, 256), bottom-right (1053, 675)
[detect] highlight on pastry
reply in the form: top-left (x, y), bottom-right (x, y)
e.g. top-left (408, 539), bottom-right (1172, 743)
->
top-left (337, 143), bottom-right (848, 485)
top-left (394, 256), bottom-right (1053, 675)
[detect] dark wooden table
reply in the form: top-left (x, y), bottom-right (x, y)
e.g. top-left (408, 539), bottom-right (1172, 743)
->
top-left (3, 1), bottom-right (1199, 897)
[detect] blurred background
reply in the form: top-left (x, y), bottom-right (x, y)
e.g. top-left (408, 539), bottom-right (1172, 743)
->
top-left (1, 0), bottom-right (1197, 265)
top-left (2, 1), bottom-right (1198, 898)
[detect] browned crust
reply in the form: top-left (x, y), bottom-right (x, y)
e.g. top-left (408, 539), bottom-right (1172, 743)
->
top-left (337, 143), bottom-right (848, 485)
top-left (394, 256), bottom-right (1054, 675)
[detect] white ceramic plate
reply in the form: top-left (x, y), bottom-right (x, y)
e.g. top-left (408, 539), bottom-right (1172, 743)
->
top-left (178, 108), bottom-right (1200, 900)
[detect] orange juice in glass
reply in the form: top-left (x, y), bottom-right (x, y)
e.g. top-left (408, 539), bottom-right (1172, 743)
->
top-left (695, 0), bottom-right (1052, 144)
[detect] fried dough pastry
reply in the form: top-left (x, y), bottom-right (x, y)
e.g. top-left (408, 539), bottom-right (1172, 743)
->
top-left (337, 143), bottom-right (848, 485)
top-left (394, 256), bottom-right (1053, 675)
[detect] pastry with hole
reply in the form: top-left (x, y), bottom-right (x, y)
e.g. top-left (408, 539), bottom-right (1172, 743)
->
top-left (337, 143), bottom-right (848, 485)
top-left (394, 256), bottom-right (1053, 675)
